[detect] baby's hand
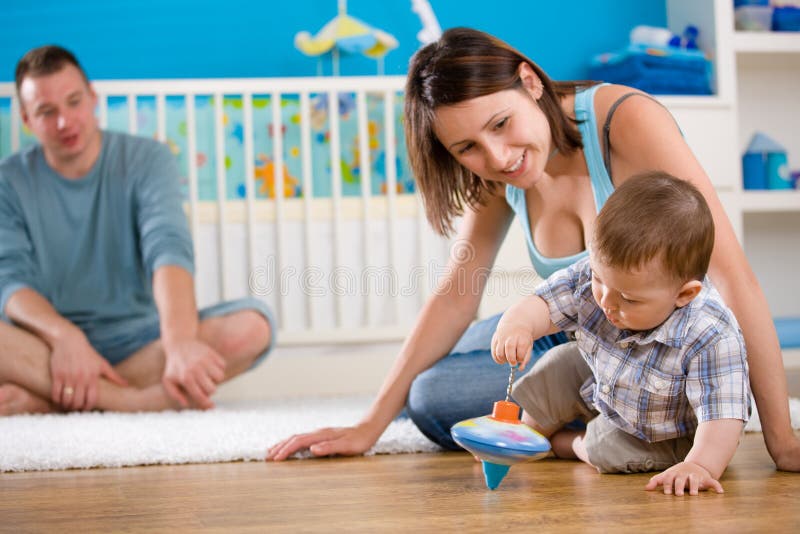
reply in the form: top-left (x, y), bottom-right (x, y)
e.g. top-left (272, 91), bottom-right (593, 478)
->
top-left (491, 318), bottom-right (534, 370)
top-left (645, 461), bottom-right (723, 496)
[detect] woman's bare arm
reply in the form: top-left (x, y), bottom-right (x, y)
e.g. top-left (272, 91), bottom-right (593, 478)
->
top-left (267, 191), bottom-right (515, 460)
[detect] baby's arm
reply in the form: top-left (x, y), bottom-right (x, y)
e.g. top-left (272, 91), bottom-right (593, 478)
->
top-left (491, 295), bottom-right (559, 370)
top-left (645, 419), bottom-right (744, 496)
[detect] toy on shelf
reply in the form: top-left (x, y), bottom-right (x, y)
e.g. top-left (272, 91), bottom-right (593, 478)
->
top-left (742, 132), bottom-right (792, 190)
top-left (450, 366), bottom-right (551, 490)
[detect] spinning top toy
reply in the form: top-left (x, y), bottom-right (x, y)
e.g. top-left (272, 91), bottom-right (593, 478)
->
top-left (450, 366), bottom-right (551, 489)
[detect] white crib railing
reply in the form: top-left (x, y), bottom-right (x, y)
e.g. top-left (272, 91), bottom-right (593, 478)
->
top-left (0, 76), bottom-right (461, 345)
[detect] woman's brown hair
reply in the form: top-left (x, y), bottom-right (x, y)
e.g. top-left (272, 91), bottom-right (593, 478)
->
top-left (404, 27), bottom-right (593, 235)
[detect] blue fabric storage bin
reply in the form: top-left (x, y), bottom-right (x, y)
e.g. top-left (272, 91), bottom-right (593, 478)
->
top-left (743, 152), bottom-right (768, 189)
top-left (773, 6), bottom-right (800, 31)
top-left (775, 317), bottom-right (800, 349)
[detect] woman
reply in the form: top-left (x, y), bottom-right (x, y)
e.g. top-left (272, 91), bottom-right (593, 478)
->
top-left (268, 28), bottom-right (800, 469)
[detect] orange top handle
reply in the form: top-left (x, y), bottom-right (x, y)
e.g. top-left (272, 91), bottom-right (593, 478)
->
top-left (491, 400), bottom-right (521, 423)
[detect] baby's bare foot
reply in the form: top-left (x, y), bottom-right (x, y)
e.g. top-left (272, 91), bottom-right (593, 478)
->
top-left (0, 383), bottom-right (54, 415)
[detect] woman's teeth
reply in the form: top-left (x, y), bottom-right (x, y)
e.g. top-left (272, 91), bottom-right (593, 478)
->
top-left (506, 153), bottom-right (524, 173)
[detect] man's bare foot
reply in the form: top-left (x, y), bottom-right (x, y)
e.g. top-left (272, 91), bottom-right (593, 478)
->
top-left (0, 383), bottom-right (54, 415)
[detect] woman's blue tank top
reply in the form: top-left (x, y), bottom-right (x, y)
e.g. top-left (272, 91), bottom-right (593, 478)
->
top-left (504, 84), bottom-right (615, 278)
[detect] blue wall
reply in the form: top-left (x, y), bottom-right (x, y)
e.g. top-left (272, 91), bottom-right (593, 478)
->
top-left (0, 0), bottom-right (666, 81)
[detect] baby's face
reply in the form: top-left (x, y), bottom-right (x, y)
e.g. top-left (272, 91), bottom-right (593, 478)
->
top-left (589, 256), bottom-right (687, 332)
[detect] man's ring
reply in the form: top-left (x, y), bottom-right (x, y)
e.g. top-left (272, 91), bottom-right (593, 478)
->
top-left (63, 386), bottom-right (74, 396)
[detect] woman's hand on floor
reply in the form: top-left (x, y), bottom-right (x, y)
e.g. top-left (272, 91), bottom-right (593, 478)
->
top-left (772, 435), bottom-right (800, 472)
top-left (266, 424), bottom-right (378, 461)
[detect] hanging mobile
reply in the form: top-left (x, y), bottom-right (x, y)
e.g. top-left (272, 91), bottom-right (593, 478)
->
top-left (450, 364), bottom-right (551, 490)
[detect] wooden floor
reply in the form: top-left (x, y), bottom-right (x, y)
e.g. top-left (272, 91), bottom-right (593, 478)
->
top-left (2, 433), bottom-right (798, 533)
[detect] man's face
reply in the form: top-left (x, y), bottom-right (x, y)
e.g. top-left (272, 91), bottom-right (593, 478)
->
top-left (18, 64), bottom-right (98, 165)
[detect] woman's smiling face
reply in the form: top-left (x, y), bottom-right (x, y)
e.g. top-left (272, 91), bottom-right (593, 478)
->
top-left (432, 64), bottom-right (552, 189)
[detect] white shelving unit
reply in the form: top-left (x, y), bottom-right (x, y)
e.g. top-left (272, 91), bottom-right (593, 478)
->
top-left (741, 190), bottom-right (800, 213)
top-left (665, 0), bottom-right (800, 322)
top-left (732, 23), bottom-right (800, 320)
top-left (733, 31), bottom-right (800, 52)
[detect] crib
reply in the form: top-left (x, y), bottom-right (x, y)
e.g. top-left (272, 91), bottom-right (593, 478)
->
top-left (0, 76), bottom-right (536, 346)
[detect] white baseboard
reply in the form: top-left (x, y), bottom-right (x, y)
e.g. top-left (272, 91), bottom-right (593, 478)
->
top-left (217, 346), bottom-right (800, 402)
top-left (215, 342), bottom-right (403, 402)
top-left (784, 348), bottom-right (800, 369)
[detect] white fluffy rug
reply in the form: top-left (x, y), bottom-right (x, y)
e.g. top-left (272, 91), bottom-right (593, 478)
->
top-left (2, 396), bottom-right (798, 473)
top-left (0, 396), bottom-right (441, 472)
top-left (743, 396), bottom-right (800, 432)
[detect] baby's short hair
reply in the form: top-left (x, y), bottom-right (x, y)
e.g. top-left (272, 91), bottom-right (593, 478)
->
top-left (593, 171), bottom-right (714, 282)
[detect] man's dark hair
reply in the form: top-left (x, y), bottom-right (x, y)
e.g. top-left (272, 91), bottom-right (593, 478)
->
top-left (15, 45), bottom-right (89, 96)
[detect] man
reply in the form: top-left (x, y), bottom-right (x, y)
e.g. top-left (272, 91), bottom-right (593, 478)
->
top-left (0, 45), bottom-right (275, 415)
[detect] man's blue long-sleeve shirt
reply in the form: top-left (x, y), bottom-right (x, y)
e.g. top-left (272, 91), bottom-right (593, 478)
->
top-left (0, 131), bottom-right (194, 334)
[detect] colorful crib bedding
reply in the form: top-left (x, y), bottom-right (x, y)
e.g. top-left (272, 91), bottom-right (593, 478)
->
top-left (0, 92), bottom-right (414, 201)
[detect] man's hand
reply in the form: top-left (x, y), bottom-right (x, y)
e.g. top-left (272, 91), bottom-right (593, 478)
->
top-left (772, 435), bottom-right (800, 472)
top-left (50, 326), bottom-right (128, 410)
top-left (4, 287), bottom-right (128, 411)
top-left (162, 338), bottom-right (226, 409)
top-left (645, 461), bottom-right (724, 496)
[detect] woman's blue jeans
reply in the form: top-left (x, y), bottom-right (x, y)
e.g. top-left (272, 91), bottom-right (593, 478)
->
top-left (405, 312), bottom-right (568, 450)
